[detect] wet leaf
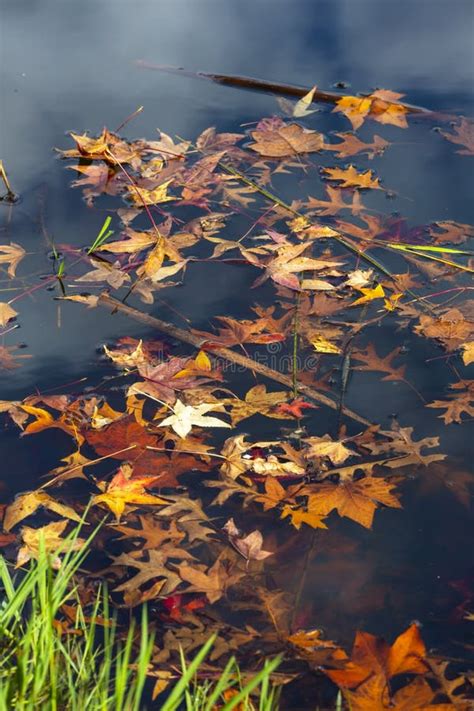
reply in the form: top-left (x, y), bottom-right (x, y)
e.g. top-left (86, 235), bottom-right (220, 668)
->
top-left (178, 555), bottom-right (245, 603)
top-left (415, 308), bottom-right (473, 351)
top-left (310, 334), bottom-right (342, 354)
top-left (223, 518), bottom-right (273, 561)
top-left (323, 133), bottom-right (389, 159)
top-left (16, 520), bottom-right (84, 569)
top-left (224, 385), bottom-right (289, 426)
top-left (427, 380), bottom-right (474, 424)
top-left (440, 118), bottom-right (474, 155)
top-left (351, 284), bottom-right (385, 306)
top-left (0, 302), bottom-right (18, 327)
top-left (307, 476), bottom-right (402, 529)
top-left (91, 463), bottom-right (170, 522)
top-left (322, 165), bottom-right (381, 190)
top-left (4, 490), bottom-right (82, 532)
top-left (292, 86), bottom-right (318, 117)
top-left (158, 399), bottom-right (230, 439)
top-left (461, 341), bottom-right (474, 366)
top-left (305, 435), bottom-right (356, 465)
top-left (333, 90), bottom-right (408, 130)
top-left (325, 623), bottom-right (426, 688)
top-left (128, 179), bottom-right (176, 206)
top-left (0, 242), bottom-right (26, 278)
top-left (248, 120), bottom-right (324, 157)
top-left (305, 186), bottom-right (365, 216)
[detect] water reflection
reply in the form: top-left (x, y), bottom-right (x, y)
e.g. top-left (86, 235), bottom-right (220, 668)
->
top-left (1, 0), bottom-right (473, 684)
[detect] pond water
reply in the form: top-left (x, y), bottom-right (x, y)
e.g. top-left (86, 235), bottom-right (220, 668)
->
top-left (1, 0), bottom-right (473, 706)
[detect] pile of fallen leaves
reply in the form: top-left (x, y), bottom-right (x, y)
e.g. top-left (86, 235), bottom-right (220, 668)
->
top-left (0, 83), bottom-right (473, 707)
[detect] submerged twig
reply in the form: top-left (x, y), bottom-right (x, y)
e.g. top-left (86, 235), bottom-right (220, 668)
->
top-left (93, 293), bottom-right (372, 427)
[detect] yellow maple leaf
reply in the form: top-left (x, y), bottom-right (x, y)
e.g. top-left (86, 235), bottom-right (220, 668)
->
top-left (128, 179), bottom-right (176, 206)
top-left (91, 463), bottom-right (169, 522)
top-left (351, 283), bottom-right (385, 306)
top-left (333, 96), bottom-right (373, 130)
top-left (461, 341), bottom-right (474, 366)
top-left (384, 293), bottom-right (403, 311)
top-left (280, 504), bottom-right (327, 530)
top-left (311, 335), bottom-right (342, 354)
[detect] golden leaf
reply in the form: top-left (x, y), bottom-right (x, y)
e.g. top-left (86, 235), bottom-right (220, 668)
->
top-left (351, 284), bottom-right (385, 306)
top-left (0, 302), bottom-right (18, 327)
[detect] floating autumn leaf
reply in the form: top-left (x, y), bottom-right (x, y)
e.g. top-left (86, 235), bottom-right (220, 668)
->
top-left (275, 398), bottom-right (315, 418)
top-left (253, 477), bottom-right (288, 511)
top-left (68, 163), bottom-right (115, 205)
top-left (0, 345), bottom-right (32, 371)
top-left (114, 515), bottom-right (184, 550)
top-left (332, 96), bottom-right (373, 131)
top-left (440, 118), bottom-right (474, 156)
top-left (344, 269), bottom-right (373, 289)
top-left (384, 293), bottom-right (403, 311)
top-left (224, 384), bottom-right (289, 426)
top-left (414, 308), bottom-right (473, 351)
top-left (62, 128), bottom-right (142, 165)
top-left (4, 490), bottom-right (82, 531)
top-left (281, 504), bottom-right (328, 530)
top-left (292, 86), bottom-right (318, 118)
top-left (96, 227), bottom-right (158, 255)
top-left (132, 355), bottom-right (214, 404)
top-left (112, 550), bottom-right (182, 602)
top-left (75, 258), bottom-right (131, 290)
top-left (429, 220), bottom-right (474, 245)
top-left (323, 132), bottom-right (389, 160)
top-left (19, 403), bottom-right (80, 441)
top-left (287, 629), bottom-right (344, 667)
top-left (158, 399), bottom-right (230, 439)
top-left (0, 302), bottom-right (18, 327)
top-left (253, 242), bottom-right (344, 291)
top-left (156, 496), bottom-right (216, 543)
top-left (461, 341), bottom-right (474, 366)
top-left (192, 315), bottom-right (285, 348)
top-left (16, 520), bottom-right (85, 569)
top-left (304, 435), bottom-right (356, 465)
top-left (322, 165), bottom-right (381, 190)
top-left (0, 400), bottom-right (29, 428)
top-left (0, 242), bottom-right (26, 278)
top-left (333, 90), bottom-right (408, 130)
top-left (252, 455), bottom-right (306, 479)
top-left (305, 186), bottom-right (365, 216)
top-left (178, 554), bottom-right (245, 603)
top-left (310, 334), bottom-right (342, 354)
top-left (91, 463), bottom-right (170, 522)
top-left (367, 426), bottom-right (445, 469)
top-left (219, 434), bottom-right (251, 480)
top-left (128, 179), bottom-right (176, 206)
top-left (103, 340), bottom-right (147, 368)
top-left (352, 344), bottom-right (406, 382)
top-left (42, 451), bottom-right (93, 488)
top-left (223, 518), bottom-right (273, 562)
top-left (248, 120), bottom-right (324, 157)
top-left (324, 623), bottom-right (427, 690)
top-left (427, 380), bottom-right (474, 424)
top-left (351, 283), bottom-right (385, 306)
top-left (307, 476), bottom-right (402, 529)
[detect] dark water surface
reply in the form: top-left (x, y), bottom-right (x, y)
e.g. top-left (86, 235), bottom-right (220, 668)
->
top-left (1, 0), bottom-right (473, 693)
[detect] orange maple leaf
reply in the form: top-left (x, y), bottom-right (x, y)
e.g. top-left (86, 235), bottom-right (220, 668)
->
top-left (92, 463), bottom-right (170, 521)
